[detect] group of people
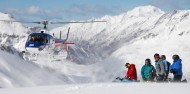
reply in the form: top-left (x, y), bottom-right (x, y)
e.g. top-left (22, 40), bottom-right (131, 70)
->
top-left (123, 53), bottom-right (183, 82)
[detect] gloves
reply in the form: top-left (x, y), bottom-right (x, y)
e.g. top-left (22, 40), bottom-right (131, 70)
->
top-left (170, 69), bottom-right (176, 74)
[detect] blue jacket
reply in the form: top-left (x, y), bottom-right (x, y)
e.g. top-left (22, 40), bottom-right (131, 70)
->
top-left (162, 60), bottom-right (168, 73)
top-left (141, 65), bottom-right (156, 80)
top-left (170, 59), bottom-right (183, 76)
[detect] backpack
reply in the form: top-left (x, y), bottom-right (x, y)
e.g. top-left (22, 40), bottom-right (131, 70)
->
top-left (167, 61), bottom-right (171, 73)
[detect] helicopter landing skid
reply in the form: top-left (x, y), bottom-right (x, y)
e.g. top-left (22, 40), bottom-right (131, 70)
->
top-left (23, 52), bottom-right (38, 61)
top-left (50, 51), bottom-right (67, 62)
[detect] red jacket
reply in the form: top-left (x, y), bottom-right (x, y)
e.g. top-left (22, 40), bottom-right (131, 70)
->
top-left (125, 64), bottom-right (137, 80)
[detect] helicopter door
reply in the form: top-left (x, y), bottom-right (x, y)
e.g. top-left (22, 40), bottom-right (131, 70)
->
top-left (48, 35), bottom-right (55, 48)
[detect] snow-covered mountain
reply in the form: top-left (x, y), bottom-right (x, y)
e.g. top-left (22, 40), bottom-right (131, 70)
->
top-left (51, 6), bottom-right (165, 60)
top-left (0, 12), bottom-right (30, 53)
top-left (0, 5), bottom-right (190, 89)
top-left (51, 5), bottom-right (190, 81)
top-left (0, 12), bottom-right (28, 35)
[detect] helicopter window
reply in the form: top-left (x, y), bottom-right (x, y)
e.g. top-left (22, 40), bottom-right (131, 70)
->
top-left (38, 35), bottom-right (45, 43)
top-left (46, 39), bottom-right (48, 43)
top-left (28, 34), bottom-right (46, 43)
top-left (29, 35), bottom-right (37, 42)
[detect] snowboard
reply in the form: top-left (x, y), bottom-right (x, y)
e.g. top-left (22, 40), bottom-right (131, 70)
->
top-left (113, 77), bottom-right (140, 83)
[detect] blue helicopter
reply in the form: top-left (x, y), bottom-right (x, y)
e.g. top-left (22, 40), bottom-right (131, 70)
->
top-left (0, 20), bottom-right (106, 60)
top-left (23, 20), bottom-right (106, 54)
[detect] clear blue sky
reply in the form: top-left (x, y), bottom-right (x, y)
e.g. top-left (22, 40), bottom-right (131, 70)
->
top-left (0, 0), bottom-right (190, 21)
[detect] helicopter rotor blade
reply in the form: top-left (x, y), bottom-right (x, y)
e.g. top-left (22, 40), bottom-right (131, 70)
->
top-left (50, 21), bottom-right (106, 24)
top-left (65, 27), bottom-right (70, 41)
top-left (0, 20), bottom-right (106, 24)
top-left (0, 20), bottom-right (41, 24)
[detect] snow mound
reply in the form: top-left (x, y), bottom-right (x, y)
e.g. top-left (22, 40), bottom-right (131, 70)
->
top-left (0, 50), bottom-right (71, 88)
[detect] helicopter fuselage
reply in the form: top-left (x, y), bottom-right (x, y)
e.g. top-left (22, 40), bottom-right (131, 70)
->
top-left (25, 32), bottom-right (54, 53)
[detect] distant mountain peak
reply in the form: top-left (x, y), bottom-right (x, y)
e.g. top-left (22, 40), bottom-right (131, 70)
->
top-left (0, 12), bottom-right (14, 20)
top-left (126, 5), bottom-right (165, 17)
top-left (0, 12), bottom-right (28, 35)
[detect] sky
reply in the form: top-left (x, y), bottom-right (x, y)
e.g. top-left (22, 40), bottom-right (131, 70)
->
top-left (0, 0), bottom-right (190, 22)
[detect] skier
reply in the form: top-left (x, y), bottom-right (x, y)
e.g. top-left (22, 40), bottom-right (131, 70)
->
top-left (160, 55), bottom-right (171, 80)
top-left (154, 53), bottom-right (165, 82)
top-left (170, 55), bottom-right (183, 82)
top-left (141, 59), bottom-right (156, 82)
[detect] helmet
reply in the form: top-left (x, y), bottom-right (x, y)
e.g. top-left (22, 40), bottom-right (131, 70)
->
top-left (125, 63), bottom-right (130, 68)
top-left (172, 55), bottom-right (179, 61)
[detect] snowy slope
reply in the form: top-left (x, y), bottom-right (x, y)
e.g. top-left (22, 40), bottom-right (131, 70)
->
top-left (0, 5), bottom-right (190, 90)
top-left (106, 10), bottom-right (190, 81)
top-left (0, 83), bottom-right (190, 94)
top-left (0, 50), bottom-right (73, 88)
top-left (0, 12), bottom-right (80, 88)
top-left (51, 5), bottom-right (165, 61)
top-left (0, 11), bottom-right (73, 86)
top-left (0, 12), bottom-right (29, 52)
top-left (50, 5), bottom-right (190, 82)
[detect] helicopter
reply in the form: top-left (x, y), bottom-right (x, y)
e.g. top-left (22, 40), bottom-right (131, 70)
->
top-left (0, 20), bottom-right (106, 61)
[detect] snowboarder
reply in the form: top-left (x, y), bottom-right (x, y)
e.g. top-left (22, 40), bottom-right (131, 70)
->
top-left (154, 53), bottom-right (165, 82)
top-left (113, 63), bottom-right (137, 82)
top-left (160, 55), bottom-right (171, 80)
top-left (170, 55), bottom-right (183, 82)
top-left (125, 63), bottom-right (137, 80)
top-left (141, 59), bottom-right (156, 82)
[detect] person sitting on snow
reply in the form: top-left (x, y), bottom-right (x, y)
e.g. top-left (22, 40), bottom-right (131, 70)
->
top-left (160, 55), bottom-right (171, 80)
top-left (124, 63), bottom-right (137, 81)
top-left (114, 62), bottom-right (137, 82)
top-left (154, 53), bottom-right (165, 82)
top-left (170, 55), bottom-right (183, 82)
top-left (141, 59), bottom-right (156, 82)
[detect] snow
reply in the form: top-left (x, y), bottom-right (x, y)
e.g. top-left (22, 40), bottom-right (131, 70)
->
top-left (0, 50), bottom-right (72, 88)
top-left (0, 5), bottom-right (190, 93)
top-left (0, 83), bottom-right (190, 94)
top-left (125, 5), bottom-right (164, 18)
top-left (0, 12), bottom-right (28, 36)
top-left (50, 5), bottom-right (190, 82)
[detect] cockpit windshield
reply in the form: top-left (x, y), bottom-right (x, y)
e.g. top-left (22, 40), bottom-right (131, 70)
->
top-left (28, 34), bottom-right (46, 43)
